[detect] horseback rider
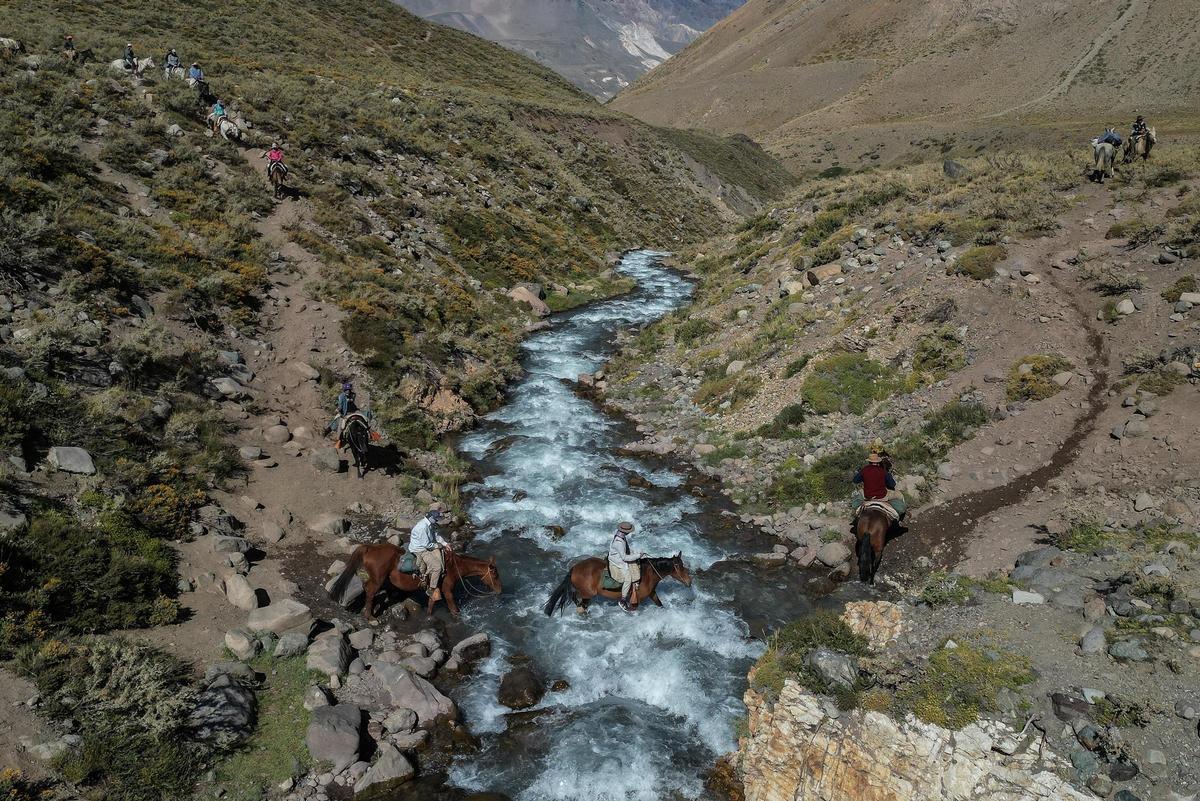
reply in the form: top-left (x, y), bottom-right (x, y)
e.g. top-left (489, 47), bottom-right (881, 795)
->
top-left (63, 35), bottom-right (76, 61)
top-left (327, 381), bottom-right (358, 442)
top-left (210, 99), bottom-right (226, 133)
top-left (608, 521), bottom-right (645, 612)
top-left (164, 48), bottom-right (180, 73)
top-left (122, 42), bottom-right (136, 71)
top-left (264, 142), bottom-right (287, 177)
top-left (409, 503), bottom-right (452, 603)
top-left (1131, 116), bottom-right (1149, 142)
top-left (851, 439), bottom-right (906, 521)
top-left (188, 62), bottom-right (204, 83)
top-left (1097, 126), bottom-right (1123, 148)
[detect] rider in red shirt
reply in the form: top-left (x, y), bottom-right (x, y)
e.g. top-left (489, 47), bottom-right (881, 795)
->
top-left (264, 142), bottom-right (286, 176)
top-left (854, 451), bottom-right (895, 500)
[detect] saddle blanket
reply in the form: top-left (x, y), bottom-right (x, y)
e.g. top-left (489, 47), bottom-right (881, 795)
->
top-left (398, 551), bottom-right (418, 574)
top-left (860, 499), bottom-right (901, 522)
top-left (600, 571), bottom-right (622, 591)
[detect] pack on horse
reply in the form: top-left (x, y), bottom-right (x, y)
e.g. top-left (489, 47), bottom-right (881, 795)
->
top-left (542, 553), bottom-right (692, 616)
top-left (328, 542), bottom-right (501, 620)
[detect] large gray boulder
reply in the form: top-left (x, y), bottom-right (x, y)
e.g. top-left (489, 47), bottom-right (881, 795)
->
top-left (246, 599), bottom-right (312, 634)
top-left (307, 632), bottom-right (352, 677)
top-left (0, 504), bottom-right (28, 533)
top-left (371, 663), bottom-right (456, 725)
top-left (308, 513), bottom-right (348, 537)
top-left (225, 627), bottom-right (260, 661)
top-left (274, 632), bottom-right (310, 658)
top-left (804, 647), bottom-right (858, 689)
top-left (190, 674), bottom-right (257, 747)
top-left (325, 572), bottom-right (364, 608)
top-left (47, 446), bottom-right (96, 475)
top-left (498, 666), bottom-right (545, 710)
top-left (354, 742), bottom-right (414, 796)
top-left (223, 574), bottom-right (259, 611)
top-left (310, 448), bottom-right (343, 473)
top-left (305, 704), bottom-right (362, 773)
top-left (815, 541), bottom-right (851, 568)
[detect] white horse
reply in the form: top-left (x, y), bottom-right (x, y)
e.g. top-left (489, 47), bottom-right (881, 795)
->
top-left (208, 115), bottom-right (242, 142)
top-left (109, 55), bottom-right (155, 76)
top-left (0, 37), bottom-right (25, 58)
top-left (163, 65), bottom-right (185, 80)
top-left (1090, 140), bottom-right (1116, 183)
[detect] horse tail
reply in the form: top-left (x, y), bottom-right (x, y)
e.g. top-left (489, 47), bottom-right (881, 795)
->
top-left (856, 522), bottom-right (874, 583)
top-left (329, 545), bottom-right (364, 601)
top-left (543, 570), bottom-right (574, 617)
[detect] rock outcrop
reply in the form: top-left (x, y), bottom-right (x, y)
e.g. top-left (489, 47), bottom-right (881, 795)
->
top-left (739, 680), bottom-right (1090, 801)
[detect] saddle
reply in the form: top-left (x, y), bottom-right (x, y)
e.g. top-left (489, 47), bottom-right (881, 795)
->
top-left (859, 499), bottom-right (900, 523)
top-left (600, 571), bottom-right (622, 591)
top-left (398, 551), bottom-right (418, 574)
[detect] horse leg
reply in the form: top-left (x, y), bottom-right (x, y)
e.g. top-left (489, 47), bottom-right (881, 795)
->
top-left (363, 579), bottom-right (379, 622)
top-left (443, 577), bottom-right (460, 618)
top-left (650, 591), bottom-right (663, 607)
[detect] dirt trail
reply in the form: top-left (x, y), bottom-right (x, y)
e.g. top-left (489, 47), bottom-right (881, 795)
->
top-left (882, 184), bottom-right (1116, 575)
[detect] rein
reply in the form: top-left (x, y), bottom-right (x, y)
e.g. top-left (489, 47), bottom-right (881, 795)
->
top-left (449, 553), bottom-right (498, 597)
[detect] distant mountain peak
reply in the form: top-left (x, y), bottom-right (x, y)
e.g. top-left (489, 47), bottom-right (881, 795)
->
top-left (393, 0), bottom-right (745, 99)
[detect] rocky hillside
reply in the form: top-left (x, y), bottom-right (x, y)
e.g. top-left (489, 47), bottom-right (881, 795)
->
top-left (0, 0), bottom-right (792, 797)
top-left (394, 0), bottom-right (745, 99)
top-left (612, 0), bottom-right (1200, 169)
top-left (598, 148), bottom-right (1200, 799)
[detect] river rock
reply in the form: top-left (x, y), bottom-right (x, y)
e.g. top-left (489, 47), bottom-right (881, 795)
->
top-left (307, 632), bottom-right (352, 677)
top-left (816, 542), bottom-right (851, 567)
top-left (1079, 626), bottom-right (1107, 655)
top-left (498, 666), bottom-right (545, 710)
top-left (274, 632), bottom-right (310, 658)
top-left (305, 704), bottom-right (362, 773)
top-left (190, 673), bottom-right (257, 746)
top-left (247, 599), bottom-right (312, 634)
top-left (507, 286), bottom-right (550, 316)
top-left (368, 663), bottom-right (456, 725)
top-left (354, 742), bottom-right (414, 796)
top-left (211, 377), bottom-right (249, 398)
top-left (452, 632), bottom-right (491, 663)
top-left (47, 446), bottom-right (96, 475)
top-left (1108, 639), bottom-right (1150, 662)
top-left (805, 647), bottom-right (858, 689)
top-left (223, 574), bottom-right (259, 611)
top-left (383, 707), bottom-right (418, 734)
top-left (225, 627), bottom-right (261, 661)
top-left (308, 513), bottom-right (348, 536)
top-left (310, 447), bottom-right (343, 473)
top-left (263, 424), bottom-right (291, 444)
top-left (325, 571), bottom-right (364, 608)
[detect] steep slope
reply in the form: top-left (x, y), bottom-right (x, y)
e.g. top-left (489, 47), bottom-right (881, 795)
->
top-left (0, 0), bottom-right (790, 795)
top-left (393, 0), bottom-right (744, 99)
top-left (613, 0), bottom-right (1200, 168)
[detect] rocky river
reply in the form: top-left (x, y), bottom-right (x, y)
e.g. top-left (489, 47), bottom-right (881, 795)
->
top-left (446, 251), bottom-right (813, 800)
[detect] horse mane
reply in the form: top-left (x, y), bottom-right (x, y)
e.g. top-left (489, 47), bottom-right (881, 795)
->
top-left (640, 556), bottom-right (676, 574)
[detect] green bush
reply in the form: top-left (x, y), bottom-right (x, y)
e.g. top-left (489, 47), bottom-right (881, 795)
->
top-left (783, 354), bottom-right (812, 378)
top-left (751, 611), bottom-right (870, 704)
top-left (800, 209), bottom-right (848, 247)
top-left (912, 327), bottom-right (966, 378)
top-left (1162, 275), bottom-right (1197, 303)
top-left (1006, 354), bottom-right (1073, 402)
top-left (1105, 217), bottom-right (1165, 247)
top-left (953, 245), bottom-right (1006, 280)
top-left (769, 445), bottom-right (861, 505)
top-left (919, 571), bottom-right (973, 606)
top-left (0, 510), bottom-right (179, 655)
top-left (676, 318), bottom-right (718, 345)
top-left (17, 638), bottom-right (208, 801)
top-left (801, 353), bottom-right (897, 415)
top-left (757, 403), bottom-right (807, 439)
top-left (893, 643), bottom-right (1032, 729)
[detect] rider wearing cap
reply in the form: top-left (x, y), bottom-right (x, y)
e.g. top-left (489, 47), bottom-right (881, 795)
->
top-left (1131, 116), bottom-right (1149, 141)
top-left (608, 521), bottom-right (645, 612)
top-left (164, 48), bottom-right (180, 72)
top-left (265, 142), bottom-right (287, 177)
top-left (409, 503), bottom-right (452, 602)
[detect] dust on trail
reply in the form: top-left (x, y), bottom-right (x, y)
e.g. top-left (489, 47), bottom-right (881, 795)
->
top-left (883, 186), bottom-right (1115, 574)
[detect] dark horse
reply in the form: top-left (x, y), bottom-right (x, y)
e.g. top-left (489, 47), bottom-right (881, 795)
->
top-left (854, 505), bottom-right (894, 584)
top-left (342, 413), bottom-right (371, 478)
top-left (328, 542), bottom-right (501, 620)
top-left (543, 553), bottom-right (692, 616)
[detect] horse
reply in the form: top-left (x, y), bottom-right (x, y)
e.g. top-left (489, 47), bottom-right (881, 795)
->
top-left (0, 38), bottom-right (25, 59)
top-left (189, 78), bottom-right (216, 105)
top-left (854, 505), bottom-right (893, 584)
top-left (341, 412), bottom-right (370, 477)
top-left (267, 161), bottom-right (290, 200)
top-left (1090, 141), bottom-right (1115, 183)
top-left (1123, 128), bottom-right (1156, 163)
top-left (542, 553), bottom-right (692, 616)
top-left (110, 56), bottom-right (154, 76)
top-left (328, 542), bottom-right (501, 620)
top-left (209, 116), bottom-right (242, 142)
top-left (163, 65), bottom-right (185, 80)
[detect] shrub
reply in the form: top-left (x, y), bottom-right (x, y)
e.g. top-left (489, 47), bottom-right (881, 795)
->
top-left (769, 445), bottom-right (861, 505)
top-left (751, 611), bottom-right (870, 704)
top-left (757, 403), bottom-right (807, 439)
top-left (784, 354), bottom-right (812, 378)
top-left (894, 643), bottom-right (1032, 729)
top-left (0, 510), bottom-right (179, 655)
top-left (1006, 354), bottom-right (1073, 402)
top-left (800, 209), bottom-right (848, 247)
top-left (919, 571), bottom-right (972, 606)
top-left (801, 353), bottom-right (897, 415)
top-left (1054, 519), bottom-right (1111, 552)
top-left (1105, 217), bottom-right (1165, 247)
top-left (1161, 275), bottom-right (1197, 303)
top-left (1082, 265), bottom-right (1144, 296)
top-left (912, 327), bottom-right (966, 378)
top-left (953, 245), bottom-right (1006, 280)
top-left (676, 318), bottom-right (717, 345)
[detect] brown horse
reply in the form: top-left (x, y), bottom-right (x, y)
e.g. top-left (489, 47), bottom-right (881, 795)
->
top-left (542, 553), bottom-right (692, 616)
top-left (328, 542), bottom-right (501, 620)
top-left (267, 162), bottom-right (289, 199)
top-left (854, 506), bottom-right (892, 584)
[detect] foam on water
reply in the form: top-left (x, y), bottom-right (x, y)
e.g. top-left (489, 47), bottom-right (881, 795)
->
top-left (448, 252), bottom-right (764, 800)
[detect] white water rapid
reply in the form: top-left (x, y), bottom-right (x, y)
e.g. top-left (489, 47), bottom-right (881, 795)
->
top-left (447, 251), bottom-right (806, 801)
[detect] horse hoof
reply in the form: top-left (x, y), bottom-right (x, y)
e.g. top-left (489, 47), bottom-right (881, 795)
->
top-left (575, 606), bottom-right (587, 616)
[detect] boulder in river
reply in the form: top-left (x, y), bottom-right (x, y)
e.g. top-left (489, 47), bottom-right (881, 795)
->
top-left (305, 704), bottom-right (362, 773)
top-left (498, 666), bottom-right (545, 710)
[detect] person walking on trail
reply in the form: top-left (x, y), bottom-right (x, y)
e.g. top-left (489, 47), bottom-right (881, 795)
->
top-left (409, 504), bottom-right (452, 603)
top-left (608, 521), bottom-right (645, 612)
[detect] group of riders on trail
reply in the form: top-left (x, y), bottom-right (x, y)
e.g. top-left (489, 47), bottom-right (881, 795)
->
top-left (62, 37), bottom-right (293, 182)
